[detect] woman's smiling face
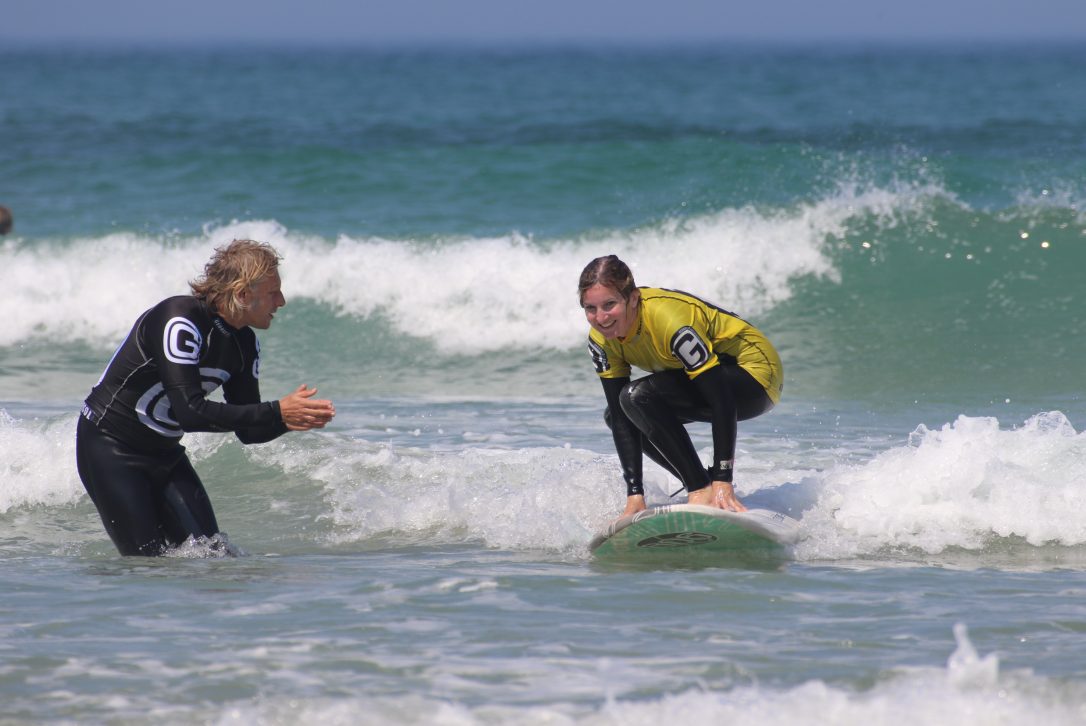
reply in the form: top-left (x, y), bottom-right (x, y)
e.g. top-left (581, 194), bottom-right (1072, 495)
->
top-left (581, 283), bottom-right (639, 339)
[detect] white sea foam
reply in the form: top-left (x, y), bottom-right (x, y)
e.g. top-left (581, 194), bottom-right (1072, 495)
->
top-left (259, 433), bottom-right (626, 554)
top-left (2, 232), bottom-right (209, 347)
top-left (1, 179), bottom-right (948, 353)
top-left (0, 408), bottom-right (229, 515)
top-left (793, 410), bottom-right (1086, 561)
top-left (0, 409), bottom-right (83, 513)
top-left (7, 402), bottom-right (1085, 566)
top-left (240, 407), bottom-right (1086, 564)
top-left (203, 623), bottom-right (1081, 726)
top-left (1012, 182), bottom-right (1084, 217)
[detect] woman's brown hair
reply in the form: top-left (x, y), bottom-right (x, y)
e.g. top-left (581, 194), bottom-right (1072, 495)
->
top-left (577, 255), bottom-right (637, 305)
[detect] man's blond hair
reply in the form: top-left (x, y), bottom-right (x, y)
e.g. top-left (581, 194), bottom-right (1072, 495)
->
top-left (189, 239), bottom-right (281, 319)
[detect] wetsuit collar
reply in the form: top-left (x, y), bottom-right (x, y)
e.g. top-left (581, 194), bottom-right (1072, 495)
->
top-left (212, 315), bottom-right (239, 336)
top-left (198, 298), bottom-right (239, 337)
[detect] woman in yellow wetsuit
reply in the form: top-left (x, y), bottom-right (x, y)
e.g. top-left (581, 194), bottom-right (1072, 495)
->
top-left (578, 255), bottom-right (783, 517)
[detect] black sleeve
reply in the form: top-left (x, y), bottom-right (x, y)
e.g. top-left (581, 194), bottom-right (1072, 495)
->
top-left (149, 300), bottom-right (284, 439)
top-left (235, 413), bottom-right (289, 444)
top-left (164, 386), bottom-right (284, 439)
top-left (601, 377), bottom-right (644, 497)
top-left (690, 364), bottom-right (737, 482)
top-left (221, 328), bottom-right (289, 445)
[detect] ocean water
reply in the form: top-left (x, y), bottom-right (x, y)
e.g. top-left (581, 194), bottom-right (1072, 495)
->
top-left (3, 43), bottom-right (1086, 724)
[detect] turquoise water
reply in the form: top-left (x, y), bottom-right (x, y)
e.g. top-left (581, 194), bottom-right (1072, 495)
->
top-left (3, 44), bottom-right (1086, 724)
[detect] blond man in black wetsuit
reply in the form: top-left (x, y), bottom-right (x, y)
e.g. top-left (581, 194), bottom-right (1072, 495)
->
top-left (579, 255), bottom-right (784, 518)
top-left (77, 239), bottom-right (336, 556)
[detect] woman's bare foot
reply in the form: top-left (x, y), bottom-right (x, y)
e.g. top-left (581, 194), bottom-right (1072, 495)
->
top-left (686, 487), bottom-right (714, 507)
top-left (687, 482), bottom-right (747, 512)
top-left (620, 494), bottom-right (647, 518)
top-left (711, 481), bottom-right (747, 512)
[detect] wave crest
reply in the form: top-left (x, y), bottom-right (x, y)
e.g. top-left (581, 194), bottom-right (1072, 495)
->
top-left (2, 179), bottom-right (946, 353)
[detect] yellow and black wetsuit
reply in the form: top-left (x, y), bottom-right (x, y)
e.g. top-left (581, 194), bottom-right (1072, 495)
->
top-left (588, 287), bottom-right (783, 497)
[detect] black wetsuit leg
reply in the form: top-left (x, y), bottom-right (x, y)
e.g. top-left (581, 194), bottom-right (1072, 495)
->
top-left (614, 367), bottom-right (773, 492)
top-left (604, 406), bottom-right (684, 482)
top-left (76, 415), bottom-right (220, 556)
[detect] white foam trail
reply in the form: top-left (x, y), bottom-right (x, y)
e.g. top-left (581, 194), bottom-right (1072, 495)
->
top-left (2, 179), bottom-right (949, 353)
top-left (207, 624), bottom-right (1081, 726)
top-left (947, 622), bottom-right (1000, 689)
top-left (1, 222), bottom-right (295, 348)
top-left (237, 407), bottom-right (1086, 562)
top-left (0, 409), bottom-right (228, 515)
top-left (1012, 182), bottom-right (1084, 217)
top-left (0, 410), bottom-right (83, 513)
top-left (287, 194), bottom-right (853, 354)
top-left (11, 405), bottom-right (1083, 565)
top-left (794, 411), bottom-right (1086, 560)
top-left (256, 434), bottom-right (626, 554)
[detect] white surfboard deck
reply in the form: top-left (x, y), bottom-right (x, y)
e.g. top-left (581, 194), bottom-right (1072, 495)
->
top-left (589, 504), bottom-right (802, 558)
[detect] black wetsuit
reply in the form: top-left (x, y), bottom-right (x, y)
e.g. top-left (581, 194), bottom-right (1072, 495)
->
top-left (603, 367), bottom-right (773, 495)
top-left (76, 296), bottom-right (287, 555)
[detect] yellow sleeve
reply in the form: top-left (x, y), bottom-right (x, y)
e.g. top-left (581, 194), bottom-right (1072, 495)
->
top-left (587, 332), bottom-right (630, 379)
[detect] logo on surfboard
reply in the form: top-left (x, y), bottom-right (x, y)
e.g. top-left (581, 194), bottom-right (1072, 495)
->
top-left (636, 531), bottom-right (718, 548)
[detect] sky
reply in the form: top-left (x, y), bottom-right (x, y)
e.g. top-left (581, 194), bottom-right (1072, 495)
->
top-left (3, 0), bottom-right (1086, 45)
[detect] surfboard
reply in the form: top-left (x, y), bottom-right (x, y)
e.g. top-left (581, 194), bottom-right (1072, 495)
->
top-left (589, 504), bottom-right (802, 558)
